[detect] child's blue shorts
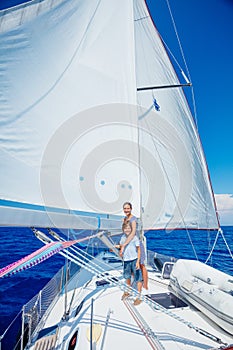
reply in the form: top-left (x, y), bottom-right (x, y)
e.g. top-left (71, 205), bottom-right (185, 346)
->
top-left (123, 259), bottom-right (142, 282)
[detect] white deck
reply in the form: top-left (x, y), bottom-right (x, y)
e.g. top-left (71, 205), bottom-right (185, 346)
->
top-left (29, 254), bottom-right (233, 350)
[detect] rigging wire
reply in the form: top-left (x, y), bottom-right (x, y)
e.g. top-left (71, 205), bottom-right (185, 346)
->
top-left (163, 0), bottom-right (198, 128)
top-left (163, 1), bottom-right (222, 238)
top-left (164, 0), bottom-right (223, 256)
top-left (42, 229), bottom-right (228, 347)
top-left (137, 103), bottom-right (199, 261)
top-left (205, 228), bottom-right (233, 264)
top-left (165, 0), bottom-right (191, 83)
top-left (156, 0), bottom-right (224, 262)
top-left (136, 0), bottom-right (229, 264)
top-left (46, 229), bottom-right (122, 273)
top-left (205, 229), bottom-right (220, 264)
top-left (220, 228), bottom-right (233, 260)
top-left (135, 3), bottom-right (198, 258)
top-left (135, 1), bottom-right (209, 255)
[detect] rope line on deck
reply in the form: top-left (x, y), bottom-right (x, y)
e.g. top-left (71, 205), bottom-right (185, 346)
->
top-left (123, 298), bottom-right (165, 350)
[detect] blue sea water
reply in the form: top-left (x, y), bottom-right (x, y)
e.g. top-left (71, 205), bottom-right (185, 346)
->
top-left (0, 226), bottom-right (232, 348)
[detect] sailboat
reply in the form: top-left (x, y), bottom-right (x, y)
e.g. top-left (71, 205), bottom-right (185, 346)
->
top-left (0, 0), bottom-right (232, 349)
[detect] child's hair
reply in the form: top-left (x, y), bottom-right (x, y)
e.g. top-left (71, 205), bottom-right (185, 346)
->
top-left (122, 220), bottom-right (132, 231)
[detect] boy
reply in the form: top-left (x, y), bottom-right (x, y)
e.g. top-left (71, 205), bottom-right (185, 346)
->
top-left (118, 221), bottom-right (142, 305)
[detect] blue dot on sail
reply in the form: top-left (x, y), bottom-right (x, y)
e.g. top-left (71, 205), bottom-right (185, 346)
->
top-left (100, 180), bottom-right (105, 185)
top-left (79, 176), bottom-right (84, 181)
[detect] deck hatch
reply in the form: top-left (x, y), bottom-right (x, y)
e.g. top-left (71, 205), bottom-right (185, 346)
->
top-left (146, 292), bottom-right (187, 309)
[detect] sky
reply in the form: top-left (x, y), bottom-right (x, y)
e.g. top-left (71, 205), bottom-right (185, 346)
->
top-left (0, 0), bottom-right (232, 225)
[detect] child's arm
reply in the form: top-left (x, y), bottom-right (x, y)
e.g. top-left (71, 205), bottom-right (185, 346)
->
top-left (110, 244), bottom-right (121, 252)
top-left (136, 245), bottom-right (141, 270)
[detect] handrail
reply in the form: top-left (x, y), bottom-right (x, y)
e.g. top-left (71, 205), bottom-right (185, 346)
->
top-left (0, 262), bottom-right (77, 349)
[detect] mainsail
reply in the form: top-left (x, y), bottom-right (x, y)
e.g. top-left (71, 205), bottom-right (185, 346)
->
top-left (0, 0), bottom-right (218, 230)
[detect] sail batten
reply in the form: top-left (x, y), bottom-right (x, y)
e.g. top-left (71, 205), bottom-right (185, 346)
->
top-left (137, 83), bottom-right (192, 91)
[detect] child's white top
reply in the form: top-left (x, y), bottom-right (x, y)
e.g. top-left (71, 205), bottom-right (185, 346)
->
top-left (120, 235), bottom-right (140, 261)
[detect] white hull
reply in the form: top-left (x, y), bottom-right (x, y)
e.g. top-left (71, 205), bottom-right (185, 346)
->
top-left (26, 253), bottom-right (233, 350)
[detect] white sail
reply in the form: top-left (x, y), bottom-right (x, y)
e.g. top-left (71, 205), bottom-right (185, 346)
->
top-left (0, 0), bottom-right (141, 227)
top-left (133, 0), bottom-right (218, 229)
top-left (0, 0), bottom-right (218, 230)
